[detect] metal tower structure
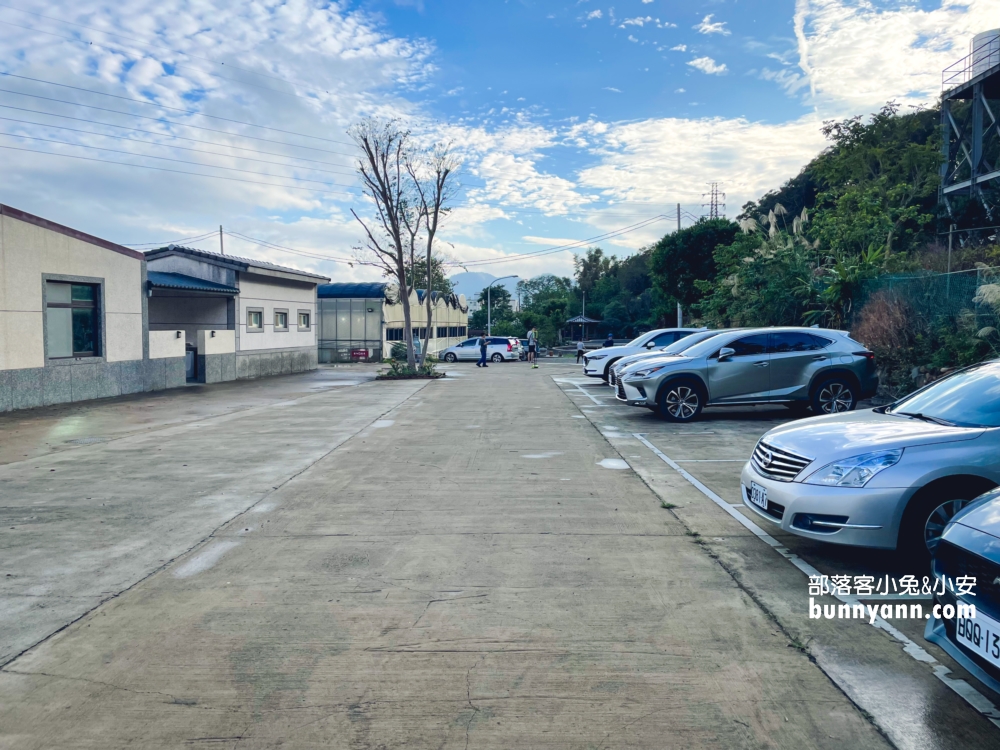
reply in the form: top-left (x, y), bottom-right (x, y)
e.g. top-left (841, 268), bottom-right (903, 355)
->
top-left (702, 183), bottom-right (725, 219)
top-left (940, 33), bottom-right (1000, 222)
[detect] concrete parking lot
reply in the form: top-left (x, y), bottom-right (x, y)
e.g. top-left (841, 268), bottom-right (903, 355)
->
top-left (1, 362), bottom-right (998, 748)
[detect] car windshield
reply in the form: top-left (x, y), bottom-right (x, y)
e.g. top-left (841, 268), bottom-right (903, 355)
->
top-left (626, 332), bottom-right (652, 347)
top-left (659, 330), bottom-right (726, 355)
top-left (887, 363), bottom-right (1000, 427)
top-left (673, 331), bottom-right (744, 359)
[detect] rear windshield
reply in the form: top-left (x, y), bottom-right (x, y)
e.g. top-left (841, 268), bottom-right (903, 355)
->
top-left (887, 363), bottom-right (1000, 427)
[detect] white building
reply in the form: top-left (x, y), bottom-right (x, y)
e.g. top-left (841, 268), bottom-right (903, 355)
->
top-left (0, 203), bottom-right (186, 411)
top-left (145, 245), bottom-right (329, 381)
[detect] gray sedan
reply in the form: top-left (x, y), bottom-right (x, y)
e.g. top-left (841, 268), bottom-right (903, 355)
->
top-left (616, 327), bottom-right (878, 421)
top-left (741, 361), bottom-right (1000, 556)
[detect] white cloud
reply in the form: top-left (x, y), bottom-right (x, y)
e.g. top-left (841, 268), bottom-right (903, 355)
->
top-left (695, 14), bottom-right (730, 36)
top-left (687, 56), bottom-right (728, 75)
top-left (586, 10), bottom-right (603, 20)
top-left (627, 35), bottom-right (639, 43)
top-left (670, 44), bottom-right (687, 52)
top-left (621, 16), bottom-right (653, 27)
top-left (603, 87), bottom-right (622, 93)
top-left (674, 88), bottom-right (686, 93)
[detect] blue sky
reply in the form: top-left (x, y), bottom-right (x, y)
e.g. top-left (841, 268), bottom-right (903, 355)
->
top-left (0, 0), bottom-right (991, 287)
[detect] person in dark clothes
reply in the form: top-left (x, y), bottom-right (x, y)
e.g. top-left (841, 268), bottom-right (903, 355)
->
top-left (603, 333), bottom-right (615, 348)
top-left (476, 333), bottom-right (489, 367)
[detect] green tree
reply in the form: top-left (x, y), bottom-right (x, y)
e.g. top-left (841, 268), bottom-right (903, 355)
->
top-left (406, 256), bottom-right (454, 295)
top-left (649, 218), bottom-right (739, 311)
top-left (470, 285), bottom-right (515, 330)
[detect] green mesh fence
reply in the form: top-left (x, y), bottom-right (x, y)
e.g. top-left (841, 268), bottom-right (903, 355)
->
top-left (850, 267), bottom-right (998, 329)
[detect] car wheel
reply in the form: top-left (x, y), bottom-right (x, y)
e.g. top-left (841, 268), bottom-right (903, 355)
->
top-left (899, 491), bottom-right (981, 563)
top-left (657, 378), bottom-right (705, 422)
top-left (444, 353), bottom-right (457, 363)
top-left (811, 378), bottom-right (857, 414)
top-left (491, 353), bottom-right (503, 362)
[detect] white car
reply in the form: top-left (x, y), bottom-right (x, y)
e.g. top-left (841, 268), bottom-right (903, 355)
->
top-left (441, 337), bottom-right (521, 363)
top-left (740, 361), bottom-right (1000, 557)
top-left (582, 328), bottom-right (703, 380)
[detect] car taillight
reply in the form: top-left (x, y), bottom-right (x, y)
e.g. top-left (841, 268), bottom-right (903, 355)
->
top-left (507, 342), bottom-right (512, 351)
top-left (854, 351), bottom-right (875, 362)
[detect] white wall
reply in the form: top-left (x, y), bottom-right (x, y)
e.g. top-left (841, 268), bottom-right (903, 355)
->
top-left (383, 290), bottom-right (469, 355)
top-left (0, 213), bottom-right (144, 370)
top-left (149, 330), bottom-right (184, 359)
top-left (236, 272), bottom-right (317, 352)
top-left (197, 329), bottom-right (235, 355)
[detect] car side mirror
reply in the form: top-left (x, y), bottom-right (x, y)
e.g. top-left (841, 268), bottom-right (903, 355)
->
top-left (645, 341), bottom-right (656, 348)
top-left (718, 347), bottom-right (735, 362)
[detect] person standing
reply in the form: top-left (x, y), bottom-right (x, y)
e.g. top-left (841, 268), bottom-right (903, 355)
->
top-left (527, 327), bottom-right (538, 369)
top-left (476, 333), bottom-right (489, 367)
top-left (576, 339), bottom-right (585, 364)
top-left (603, 332), bottom-right (615, 348)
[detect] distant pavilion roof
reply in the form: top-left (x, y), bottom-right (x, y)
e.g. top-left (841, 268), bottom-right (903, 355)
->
top-left (565, 315), bottom-right (601, 324)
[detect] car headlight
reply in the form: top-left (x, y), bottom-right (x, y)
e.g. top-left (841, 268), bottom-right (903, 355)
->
top-left (628, 365), bottom-right (667, 379)
top-left (803, 449), bottom-right (903, 488)
top-left (588, 353), bottom-right (608, 361)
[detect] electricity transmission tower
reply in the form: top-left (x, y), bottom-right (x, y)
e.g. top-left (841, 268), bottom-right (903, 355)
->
top-left (702, 183), bottom-right (725, 219)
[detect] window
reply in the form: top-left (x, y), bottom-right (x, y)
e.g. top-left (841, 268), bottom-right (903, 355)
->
top-left (298, 311), bottom-right (311, 330)
top-left (448, 326), bottom-right (458, 337)
top-left (769, 332), bottom-right (830, 353)
top-left (46, 281), bottom-right (99, 358)
top-left (458, 326), bottom-right (467, 337)
top-left (460, 339), bottom-right (476, 347)
top-left (727, 334), bottom-right (769, 357)
top-left (437, 327), bottom-right (448, 338)
top-left (274, 310), bottom-right (289, 331)
top-left (247, 309), bottom-right (263, 331)
top-left (650, 331), bottom-right (679, 347)
top-left (412, 327), bottom-right (427, 340)
top-left (386, 327), bottom-right (404, 341)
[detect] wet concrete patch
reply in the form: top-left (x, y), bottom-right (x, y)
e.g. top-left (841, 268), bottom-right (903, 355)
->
top-left (173, 540), bottom-right (241, 578)
top-left (597, 458), bottom-right (630, 470)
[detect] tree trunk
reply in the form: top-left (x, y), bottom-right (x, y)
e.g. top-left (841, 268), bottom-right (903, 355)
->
top-left (422, 259), bottom-right (432, 368)
top-left (396, 258), bottom-right (416, 370)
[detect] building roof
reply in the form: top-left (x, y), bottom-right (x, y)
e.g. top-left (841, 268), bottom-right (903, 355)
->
top-left (147, 271), bottom-right (239, 295)
top-left (0, 204), bottom-right (144, 260)
top-left (565, 315), bottom-right (601, 324)
top-left (318, 282), bottom-right (389, 299)
top-left (145, 244), bottom-right (329, 283)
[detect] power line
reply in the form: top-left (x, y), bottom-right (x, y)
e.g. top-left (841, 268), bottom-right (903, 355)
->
top-left (0, 115), bottom-right (363, 178)
top-left (0, 70), bottom-right (355, 146)
top-left (0, 143), bottom-right (362, 195)
top-left (123, 231), bottom-right (216, 247)
top-left (224, 231), bottom-right (355, 263)
top-left (0, 130), bottom-right (362, 189)
top-left (0, 103), bottom-right (356, 165)
top-left (0, 5), bottom-right (352, 110)
top-left (450, 216), bottom-right (668, 267)
top-left (0, 87), bottom-right (354, 155)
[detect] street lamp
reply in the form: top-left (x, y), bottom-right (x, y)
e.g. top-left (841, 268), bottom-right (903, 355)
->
top-left (487, 275), bottom-right (518, 336)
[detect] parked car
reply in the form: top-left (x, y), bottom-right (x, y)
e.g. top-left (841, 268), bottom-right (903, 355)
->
top-left (926, 488), bottom-right (1000, 695)
top-left (617, 327), bottom-right (877, 420)
top-left (608, 329), bottom-right (739, 388)
top-left (739, 360), bottom-right (1000, 557)
top-left (582, 328), bottom-right (704, 380)
top-left (441, 337), bottom-right (521, 363)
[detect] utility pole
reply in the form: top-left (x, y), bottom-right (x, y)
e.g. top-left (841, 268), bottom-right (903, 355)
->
top-left (219, 225), bottom-right (224, 255)
top-left (676, 204), bottom-right (682, 328)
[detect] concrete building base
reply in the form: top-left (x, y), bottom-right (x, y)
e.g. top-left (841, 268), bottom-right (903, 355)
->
top-left (0, 357), bottom-right (185, 412)
top-left (236, 346), bottom-right (317, 380)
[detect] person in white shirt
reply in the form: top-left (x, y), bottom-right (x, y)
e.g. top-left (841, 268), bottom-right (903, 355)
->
top-left (527, 327), bottom-right (538, 368)
top-left (576, 340), bottom-right (585, 364)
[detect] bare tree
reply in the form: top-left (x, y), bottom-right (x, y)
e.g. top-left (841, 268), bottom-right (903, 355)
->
top-left (349, 117), bottom-right (418, 369)
top-left (407, 144), bottom-right (459, 366)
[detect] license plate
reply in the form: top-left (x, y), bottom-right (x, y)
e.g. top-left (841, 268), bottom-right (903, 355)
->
top-left (748, 482), bottom-right (768, 510)
top-left (955, 609), bottom-right (1000, 669)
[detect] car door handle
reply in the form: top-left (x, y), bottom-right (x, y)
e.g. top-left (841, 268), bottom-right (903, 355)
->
top-left (812, 355), bottom-right (827, 360)
top-left (754, 361), bottom-right (769, 367)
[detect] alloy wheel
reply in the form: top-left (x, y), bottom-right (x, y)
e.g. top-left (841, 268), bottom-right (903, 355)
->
top-left (665, 386), bottom-right (699, 420)
top-left (923, 498), bottom-right (973, 553)
top-left (818, 383), bottom-right (853, 413)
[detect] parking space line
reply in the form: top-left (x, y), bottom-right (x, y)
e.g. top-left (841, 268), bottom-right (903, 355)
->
top-left (631, 432), bottom-right (1000, 730)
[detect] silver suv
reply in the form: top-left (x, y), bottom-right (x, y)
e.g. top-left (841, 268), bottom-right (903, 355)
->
top-left (616, 327), bottom-right (877, 421)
